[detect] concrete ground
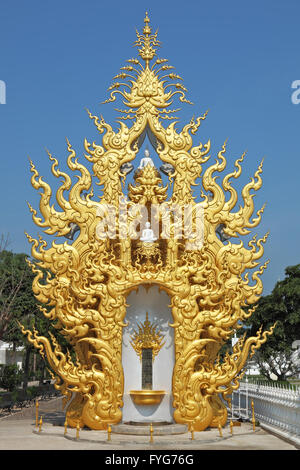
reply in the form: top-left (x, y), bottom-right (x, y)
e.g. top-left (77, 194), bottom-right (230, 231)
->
top-left (0, 397), bottom-right (298, 451)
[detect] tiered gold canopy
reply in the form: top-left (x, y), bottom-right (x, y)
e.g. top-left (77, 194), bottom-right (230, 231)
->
top-left (20, 13), bottom-right (275, 431)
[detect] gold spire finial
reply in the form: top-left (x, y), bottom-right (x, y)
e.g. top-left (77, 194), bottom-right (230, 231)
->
top-left (135, 12), bottom-right (159, 66)
top-left (143, 11), bottom-right (151, 35)
top-left (102, 13), bottom-right (193, 113)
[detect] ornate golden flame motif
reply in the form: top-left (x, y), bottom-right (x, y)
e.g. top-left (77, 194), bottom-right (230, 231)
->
top-left (130, 312), bottom-right (165, 361)
top-left (20, 13), bottom-right (275, 431)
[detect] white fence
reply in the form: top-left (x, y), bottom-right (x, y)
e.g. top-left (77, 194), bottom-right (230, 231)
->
top-left (231, 379), bottom-right (300, 437)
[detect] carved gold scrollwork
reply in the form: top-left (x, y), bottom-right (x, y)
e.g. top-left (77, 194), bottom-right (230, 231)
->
top-left (20, 13), bottom-right (275, 431)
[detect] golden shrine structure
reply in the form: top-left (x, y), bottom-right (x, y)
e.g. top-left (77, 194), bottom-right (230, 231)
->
top-left (20, 13), bottom-right (275, 432)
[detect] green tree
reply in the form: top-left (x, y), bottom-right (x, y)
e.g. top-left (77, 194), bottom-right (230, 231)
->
top-left (0, 249), bottom-right (28, 340)
top-left (245, 264), bottom-right (300, 381)
top-left (0, 247), bottom-right (73, 389)
top-left (0, 249), bottom-right (43, 388)
top-left (0, 364), bottom-right (23, 392)
top-left (0, 250), bottom-right (41, 340)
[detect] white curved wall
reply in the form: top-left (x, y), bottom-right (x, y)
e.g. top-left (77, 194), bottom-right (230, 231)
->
top-left (121, 285), bottom-right (175, 423)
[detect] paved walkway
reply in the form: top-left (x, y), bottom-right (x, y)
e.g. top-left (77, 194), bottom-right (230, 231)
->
top-left (0, 397), bottom-right (298, 451)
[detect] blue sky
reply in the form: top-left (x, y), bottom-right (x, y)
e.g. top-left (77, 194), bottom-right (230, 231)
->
top-left (0, 0), bottom-right (299, 295)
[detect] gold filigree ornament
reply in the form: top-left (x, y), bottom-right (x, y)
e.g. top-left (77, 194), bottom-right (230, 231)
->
top-left (20, 12), bottom-right (276, 431)
top-left (130, 312), bottom-right (165, 361)
top-left (135, 241), bottom-right (162, 272)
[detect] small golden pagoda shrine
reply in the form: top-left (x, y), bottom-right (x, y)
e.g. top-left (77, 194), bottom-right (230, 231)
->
top-left (20, 13), bottom-right (275, 431)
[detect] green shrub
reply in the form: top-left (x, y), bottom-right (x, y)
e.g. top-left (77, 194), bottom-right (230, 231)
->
top-left (26, 386), bottom-right (40, 399)
top-left (10, 389), bottom-right (19, 404)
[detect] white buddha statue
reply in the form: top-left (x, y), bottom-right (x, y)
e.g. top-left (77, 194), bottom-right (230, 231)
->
top-left (138, 148), bottom-right (155, 169)
top-left (140, 221), bottom-right (157, 242)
